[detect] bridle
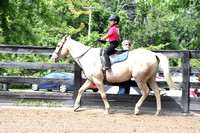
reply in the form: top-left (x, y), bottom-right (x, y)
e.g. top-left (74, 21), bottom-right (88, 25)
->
top-left (52, 36), bottom-right (93, 82)
top-left (52, 37), bottom-right (67, 62)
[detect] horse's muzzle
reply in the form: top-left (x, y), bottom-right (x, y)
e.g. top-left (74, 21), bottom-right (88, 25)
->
top-left (51, 57), bottom-right (60, 63)
top-left (51, 53), bottom-right (60, 63)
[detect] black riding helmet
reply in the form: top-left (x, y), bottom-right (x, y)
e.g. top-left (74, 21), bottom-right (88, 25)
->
top-left (109, 15), bottom-right (120, 24)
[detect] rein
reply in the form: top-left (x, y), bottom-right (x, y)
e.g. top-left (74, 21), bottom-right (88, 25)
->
top-left (73, 47), bottom-right (92, 60)
top-left (73, 47), bottom-right (92, 69)
top-left (73, 47), bottom-right (93, 82)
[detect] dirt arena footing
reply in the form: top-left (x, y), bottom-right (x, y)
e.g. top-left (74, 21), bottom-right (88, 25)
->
top-left (0, 91), bottom-right (199, 116)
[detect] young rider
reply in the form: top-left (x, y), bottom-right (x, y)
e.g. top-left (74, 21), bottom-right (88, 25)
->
top-left (98, 15), bottom-right (120, 71)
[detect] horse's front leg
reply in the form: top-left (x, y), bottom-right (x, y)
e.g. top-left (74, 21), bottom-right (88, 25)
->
top-left (100, 88), bottom-right (110, 115)
top-left (94, 79), bottom-right (110, 115)
top-left (74, 80), bottom-right (93, 111)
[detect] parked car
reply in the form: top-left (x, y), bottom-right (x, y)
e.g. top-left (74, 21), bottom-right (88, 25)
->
top-left (31, 72), bottom-right (74, 93)
top-left (172, 73), bottom-right (182, 82)
top-left (190, 74), bottom-right (198, 82)
top-left (172, 73), bottom-right (198, 82)
top-left (156, 73), bottom-right (166, 81)
top-left (31, 72), bottom-right (98, 93)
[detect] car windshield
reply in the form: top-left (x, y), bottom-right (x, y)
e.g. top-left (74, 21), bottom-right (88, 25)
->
top-left (42, 72), bottom-right (74, 78)
top-left (158, 73), bottom-right (164, 77)
top-left (43, 73), bottom-right (54, 78)
top-left (173, 73), bottom-right (182, 77)
top-left (54, 73), bottom-right (74, 78)
top-left (190, 74), bottom-right (197, 77)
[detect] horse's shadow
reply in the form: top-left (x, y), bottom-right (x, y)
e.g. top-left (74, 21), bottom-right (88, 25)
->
top-left (79, 94), bottom-right (182, 116)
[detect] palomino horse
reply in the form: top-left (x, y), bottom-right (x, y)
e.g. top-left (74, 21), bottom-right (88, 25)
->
top-left (51, 35), bottom-right (179, 115)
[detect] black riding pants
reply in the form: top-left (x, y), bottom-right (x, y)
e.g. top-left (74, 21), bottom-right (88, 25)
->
top-left (104, 41), bottom-right (119, 67)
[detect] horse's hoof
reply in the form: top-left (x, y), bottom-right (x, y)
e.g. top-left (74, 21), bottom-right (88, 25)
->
top-left (134, 112), bottom-right (140, 115)
top-left (134, 108), bottom-right (140, 115)
top-left (154, 112), bottom-right (160, 116)
top-left (103, 111), bottom-right (109, 115)
top-left (103, 109), bottom-right (110, 115)
top-left (74, 104), bottom-right (80, 112)
top-left (154, 109), bottom-right (161, 116)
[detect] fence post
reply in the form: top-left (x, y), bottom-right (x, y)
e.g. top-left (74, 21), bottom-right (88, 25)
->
top-left (3, 73), bottom-right (9, 91)
top-left (73, 62), bottom-right (82, 101)
top-left (181, 51), bottom-right (190, 114)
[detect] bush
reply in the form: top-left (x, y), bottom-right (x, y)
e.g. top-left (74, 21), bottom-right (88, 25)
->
top-left (7, 83), bottom-right (30, 89)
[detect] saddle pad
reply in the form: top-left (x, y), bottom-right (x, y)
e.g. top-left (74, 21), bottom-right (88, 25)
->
top-left (100, 49), bottom-right (129, 65)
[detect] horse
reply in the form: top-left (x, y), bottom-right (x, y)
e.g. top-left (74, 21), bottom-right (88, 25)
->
top-left (51, 35), bottom-right (179, 115)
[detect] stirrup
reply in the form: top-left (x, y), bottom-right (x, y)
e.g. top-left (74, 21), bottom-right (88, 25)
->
top-left (101, 66), bottom-right (111, 71)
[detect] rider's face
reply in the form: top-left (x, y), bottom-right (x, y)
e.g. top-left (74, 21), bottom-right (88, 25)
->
top-left (110, 20), bottom-right (116, 26)
top-left (122, 44), bottom-right (130, 50)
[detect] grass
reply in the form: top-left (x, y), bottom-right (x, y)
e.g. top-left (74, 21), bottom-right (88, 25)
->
top-left (9, 88), bottom-right (32, 92)
top-left (0, 88), bottom-right (32, 92)
top-left (13, 99), bottom-right (65, 107)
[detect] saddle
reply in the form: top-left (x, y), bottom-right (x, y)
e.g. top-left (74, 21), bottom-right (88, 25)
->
top-left (100, 48), bottom-right (129, 81)
top-left (100, 48), bottom-right (129, 66)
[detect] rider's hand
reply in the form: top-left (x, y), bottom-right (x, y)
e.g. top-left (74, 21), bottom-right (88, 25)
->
top-left (101, 40), bottom-right (106, 43)
top-left (97, 37), bottom-right (101, 42)
top-left (97, 37), bottom-right (106, 43)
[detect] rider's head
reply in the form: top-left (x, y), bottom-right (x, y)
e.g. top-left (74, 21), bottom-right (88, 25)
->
top-left (109, 15), bottom-right (120, 26)
top-left (122, 40), bottom-right (131, 50)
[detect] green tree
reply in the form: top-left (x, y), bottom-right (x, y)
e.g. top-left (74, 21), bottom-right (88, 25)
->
top-left (0, 0), bottom-right (92, 76)
top-left (0, 0), bottom-right (91, 46)
top-left (152, 0), bottom-right (200, 50)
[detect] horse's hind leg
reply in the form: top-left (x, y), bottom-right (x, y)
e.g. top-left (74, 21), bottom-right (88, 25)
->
top-left (74, 80), bottom-right (93, 111)
top-left (148, 77), bottom-right (161, 116)
top-left (134, 82), bottom-right (150, 115)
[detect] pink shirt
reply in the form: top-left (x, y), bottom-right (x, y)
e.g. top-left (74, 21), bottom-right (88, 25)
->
top-left (107, 25), bottom-right (119, 42)
top-left (190, 90), bottom-right (200, 97)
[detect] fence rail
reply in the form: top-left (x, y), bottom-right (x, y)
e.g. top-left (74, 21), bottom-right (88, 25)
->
top-left (0, 44), bottom-right (200, 113)
top-left (0, 61), bottom-right (74, 70)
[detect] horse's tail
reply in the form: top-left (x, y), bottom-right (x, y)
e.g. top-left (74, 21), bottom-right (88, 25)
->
top-left (155, 53), bottom-right (180, 90)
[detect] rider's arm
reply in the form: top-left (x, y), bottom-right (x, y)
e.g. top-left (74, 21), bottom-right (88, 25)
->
top-left (101, 34), bottom-right (109, 41)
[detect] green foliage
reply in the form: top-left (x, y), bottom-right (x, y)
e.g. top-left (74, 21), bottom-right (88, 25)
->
top-left (0, 0), bottom-right (91, 46)
top-left (152, 0), bottom-right (200, 50)
top-left (0, 84), bottom-right (2, 90)
top-left (140, 43), bottom-right (170, 50)
top-left (78, 31), bottom-right (100, 47)
top-left (190, 59), bottom-right (200, 67)
top-left (169, 58), bottom-right (182, 67)
top-left (1, 0), bottom-right (199, 49)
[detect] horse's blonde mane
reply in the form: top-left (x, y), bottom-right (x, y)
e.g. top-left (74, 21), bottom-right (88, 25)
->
top-left (65, 38), bottom-right (91, 59)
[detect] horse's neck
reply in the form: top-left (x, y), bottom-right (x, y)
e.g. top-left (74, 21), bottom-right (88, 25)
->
top-left (68, 40), bottom-right (90, 58)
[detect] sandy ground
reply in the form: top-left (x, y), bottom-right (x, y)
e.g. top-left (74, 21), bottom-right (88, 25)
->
top-left (0, 106), bottom-right (200, 133)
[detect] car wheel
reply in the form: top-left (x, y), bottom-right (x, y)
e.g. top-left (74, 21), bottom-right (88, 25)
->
top-left (59, 85), bottom-right (68, 93)
top-left (47, 89), bottom-right (52, 91)
top-left (32, 84), bottom-right (39, 91)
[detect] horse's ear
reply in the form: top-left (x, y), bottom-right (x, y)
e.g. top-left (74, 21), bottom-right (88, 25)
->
top-left (67, 35), bottom-right (71, 40)
top-left (63, 35), bottom-right (68, 41)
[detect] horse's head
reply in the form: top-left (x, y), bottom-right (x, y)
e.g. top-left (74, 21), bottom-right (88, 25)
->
top-left (51, 35), bottom-right (71, 62)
